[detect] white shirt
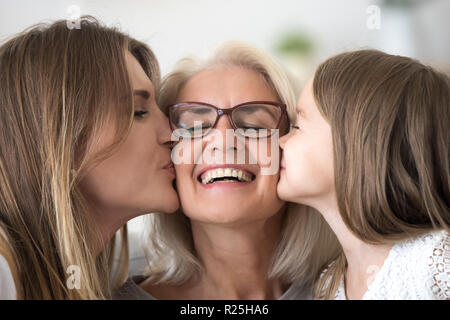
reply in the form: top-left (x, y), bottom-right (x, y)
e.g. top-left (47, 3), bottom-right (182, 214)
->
top-left (328, 230), bottom-right (449, 300)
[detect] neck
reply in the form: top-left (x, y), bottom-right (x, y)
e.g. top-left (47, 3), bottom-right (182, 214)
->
top-left (92, 208), bottom-right (129, 256)
top-left (189, 209), bottom-right (287, 299)
top-left (310, 193), bottom-right (392, 297)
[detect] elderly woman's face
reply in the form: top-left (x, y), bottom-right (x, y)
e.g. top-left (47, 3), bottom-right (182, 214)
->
top-left (173, 66), bottom-right (286, 224)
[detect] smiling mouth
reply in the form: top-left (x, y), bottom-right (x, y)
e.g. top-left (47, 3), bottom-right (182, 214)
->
top-left (198, 168), bottom-right (256, 185)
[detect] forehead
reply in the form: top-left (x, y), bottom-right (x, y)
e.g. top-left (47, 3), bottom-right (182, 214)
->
top-left (125, 51), bottom-right (154, 92)
top-left (177, 66), bottom-right (278, 106)
top-left (296, 78), bottom-right (315, 116)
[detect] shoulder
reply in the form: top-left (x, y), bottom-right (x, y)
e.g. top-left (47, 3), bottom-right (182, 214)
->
top-left (113, 275), bottom-right (156, 300)
top-left (394, 229), bottom-right (448, 268)
top-left (279, 281), bottom-right (312, 300)
top-left (397, 229), bottom-right (448, 251)
top-left (389, 229), bottom-right (449, 299)
top-left (317, 259), bottom-right (346, 300)
top-left (0, 253), bottom-right (17, 300)
top-left (421, 230), bottom-right (449, 299)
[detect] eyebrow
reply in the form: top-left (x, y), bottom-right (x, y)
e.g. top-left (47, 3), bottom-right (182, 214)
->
top-left (239, 105), bottom-right (278, 120)
top-left (133, 90), bottom-right (151, 100)
top-left (190, 107), bottom-right (214, 115)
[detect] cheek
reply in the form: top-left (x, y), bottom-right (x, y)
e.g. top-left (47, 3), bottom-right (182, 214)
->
top-left (284, 139), bottom-right (308, 185)
top-left (258, 173), bottom-right (284, 206)
top-left (284, 131), bottom-right (334, 197)
top-left (175, 163), bottom-right (195, 195)
top-left (175, 163), bottom-right (192, 180)
top-left (247, 137), bottom-right (280, 171)
top-left (80, 157), bottom-right (139, 212)
top-left (80, 125), bottom-right (161, 209)
top-left (172, 138), bottom-right (200, 166)
top-left (113, 127), bottom-right (160, 182)
top-left (172, 134), bottom-right (197, 185)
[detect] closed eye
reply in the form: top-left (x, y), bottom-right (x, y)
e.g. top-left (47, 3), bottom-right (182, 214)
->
top-left (134, 110), bottom-right (149, 118)
top-left (187, 123), bottom-right (212, 131)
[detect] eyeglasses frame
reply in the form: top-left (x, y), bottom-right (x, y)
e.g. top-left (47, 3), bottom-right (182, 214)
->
top-left (166, 101), bottom-right (288, 138)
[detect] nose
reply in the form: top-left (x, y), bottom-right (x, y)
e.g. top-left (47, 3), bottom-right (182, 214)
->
top-left (208, 114), bottom-right (235, 149)
top-left (214, 113), bottom-right (234, 133)
top-left (279, 131), bottom-right (289, 150)
top-left (205, 113), bottom-right (240, 158)
top-left (156, 107), bottom-right (173, 147)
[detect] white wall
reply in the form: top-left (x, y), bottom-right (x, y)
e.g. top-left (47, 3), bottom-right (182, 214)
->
top-left (2, 0), bottom-right (449, 76)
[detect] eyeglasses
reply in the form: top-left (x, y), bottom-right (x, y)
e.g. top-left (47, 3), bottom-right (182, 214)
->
top-left (167, 101), bottom-right (288, 138)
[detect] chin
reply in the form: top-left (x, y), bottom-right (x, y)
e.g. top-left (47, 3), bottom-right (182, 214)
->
top-left (158, 194), bottom-right (180, 214)
top-left (185, 210), bottom-right (234, 223)
top-left (192, 215), bottom-right (253, 226)
top-left (142, 191), bottom-right (179, 214)
top-left (166, 198), bottom-right (181, 213)
top-left (189, 206), bottom-right (278, 226)
top-left (277, 183), bottom-right (292, 202)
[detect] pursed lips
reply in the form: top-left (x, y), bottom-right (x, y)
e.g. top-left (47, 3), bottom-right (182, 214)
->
top-left (162, 161), bottom-right (174, 169)
top-left (162, 161), bottom-right (176, 177)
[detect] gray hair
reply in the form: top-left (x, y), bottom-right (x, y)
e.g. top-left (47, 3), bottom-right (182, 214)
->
top-left (144, 41), bottom-right (340, 290)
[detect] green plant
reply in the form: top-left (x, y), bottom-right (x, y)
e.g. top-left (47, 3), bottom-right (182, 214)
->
top-left (275, 31), bottom-right (314, 56)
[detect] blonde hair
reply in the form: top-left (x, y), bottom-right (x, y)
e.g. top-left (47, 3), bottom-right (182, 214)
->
top-left (312, 50), bottom-right (450, 299)
top-left (0, 17), bottom-right (160, 299)
top-left (145, 41), bottom-right (340, 290)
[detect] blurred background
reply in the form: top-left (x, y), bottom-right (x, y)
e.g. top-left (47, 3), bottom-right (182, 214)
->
top-left (2, 0), bottom-right (449, 273)
top-left (1, 0), bottom-right (449, 82)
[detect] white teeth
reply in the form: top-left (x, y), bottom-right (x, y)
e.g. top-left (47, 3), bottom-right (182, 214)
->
top-left (200, 168), bottom-right (253, 184)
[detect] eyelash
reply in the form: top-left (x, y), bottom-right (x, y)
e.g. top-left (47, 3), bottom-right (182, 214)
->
top-left (134, 110), bottom-right (148, 118)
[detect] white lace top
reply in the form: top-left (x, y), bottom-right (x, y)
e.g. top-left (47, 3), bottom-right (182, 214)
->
top-left (328, 230), bottom-right (449, 300)
top-left (0, 253), bottom-right (16, 299)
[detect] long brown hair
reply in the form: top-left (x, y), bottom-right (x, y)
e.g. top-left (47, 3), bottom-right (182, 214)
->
top-left (312, 50), bottom-right (450, 298)
top-left (0, 16), bottom-right (160, 299)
